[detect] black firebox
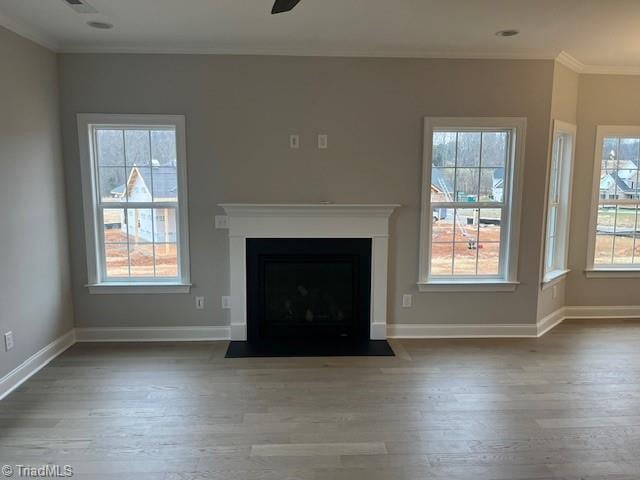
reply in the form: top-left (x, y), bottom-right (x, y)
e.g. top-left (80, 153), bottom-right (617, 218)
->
top-left (225, 238), bottom-right (393, 357)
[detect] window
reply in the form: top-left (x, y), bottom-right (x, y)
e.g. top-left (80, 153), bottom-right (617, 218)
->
top-left (587, 126), bottom-right (640, 276)
top-left (418, 117), bottom-right (526, 291)
top-left (543, 121), bottom-right (576, 284)
top-left (78, 114), bottom-right (190, 293)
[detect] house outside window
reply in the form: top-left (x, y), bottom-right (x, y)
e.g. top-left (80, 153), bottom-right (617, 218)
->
top-left (587, 126), bottom-right (640, 276)
top-left (543, 121), bottom-right (576, 284)
top-left (77, 114), bottom-right (190, 294)
top-left (418, 117), bottom-right (526, 292)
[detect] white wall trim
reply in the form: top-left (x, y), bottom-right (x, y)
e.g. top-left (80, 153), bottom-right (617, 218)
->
top-left (387, 323), bottom-right (539, 338)
top-left (555, 51), bottom-right (585, 73)
top-left (387, 306), bottom-right (640, 339)
top-left (536, 307), bottom-right (566, 337)
top-left (75, 326), bottom-right (231, 342)
top-left (564, 305), bottom-right (640, 319)
top-left (581, 64), bottom-right (640, 76)
top-left (0, 330), bottom-right (76, 401)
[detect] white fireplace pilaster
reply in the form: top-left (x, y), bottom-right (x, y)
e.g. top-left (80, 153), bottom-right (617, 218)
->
top-left (219, 204), bottom-right (399, 341)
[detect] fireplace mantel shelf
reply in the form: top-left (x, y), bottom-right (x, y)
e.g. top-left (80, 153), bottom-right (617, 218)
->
top-left (219, 203), bottom-right (400, 341)
top-left (219, 204), bottom-right (400, 217)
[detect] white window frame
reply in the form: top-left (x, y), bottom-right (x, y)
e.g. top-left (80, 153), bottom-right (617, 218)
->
top-left (586, 125), bottom-right (640, 278)
top-left (77, 114), bottom-right (191, 294)
top-left (542, 120), bottom-right (576, 286)
top-left (418, 117), bottom-right (526, 292)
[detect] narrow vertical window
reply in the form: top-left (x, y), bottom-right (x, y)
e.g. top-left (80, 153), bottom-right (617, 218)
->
top-left (543, 121), bottom-right (576, 283)
top-left (78, 115), bottom-right (190, 293)
top-left (419, 118), bottom-right (526, 292)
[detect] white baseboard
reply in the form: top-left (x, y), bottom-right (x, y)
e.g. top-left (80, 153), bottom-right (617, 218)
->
top-left (564, 305), bottom-right (640, 319)
top-left (75, 326), bottom-right (231, 342)
top-left (387, 305), bottom-right (640, 339)
top-left (536, 307), bottom-right (566, 337)
top-left (0, 329), bottom-right (76, 401)
top-left (387, 323), bottom-right (539, 338)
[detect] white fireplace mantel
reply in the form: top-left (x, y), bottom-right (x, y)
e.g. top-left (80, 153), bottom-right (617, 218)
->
top-left (219, 204), bottom-right (400, 341)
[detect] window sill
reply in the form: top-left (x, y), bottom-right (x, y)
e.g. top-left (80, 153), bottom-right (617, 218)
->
top-left (584, 269), bottom-right (640, 279)
top-left (86, 283), bottom-right (192, 294)
top-left (417, 281), bottom-right (519, 292)
top-left (542, 269), bottom-right (570, 289)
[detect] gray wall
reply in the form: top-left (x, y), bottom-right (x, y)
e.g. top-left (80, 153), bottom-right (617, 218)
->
top-left (567, 74), bottom-right (640, 306)
top-left (58, 54), bottom-right (555, 328)
top-left (537, 61), bottom-right (579, 320)
top-left (0, 27), bottom-right (73, 379)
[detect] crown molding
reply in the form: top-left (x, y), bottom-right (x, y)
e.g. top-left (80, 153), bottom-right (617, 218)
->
top-left (555, 50), bottom-right (584, 73)
top-left (0, 11), bottom-right (59, 51)
top-left (58, 43), bottom-right (561, 60)
top-left (581, 64), bottom-right (640, 76)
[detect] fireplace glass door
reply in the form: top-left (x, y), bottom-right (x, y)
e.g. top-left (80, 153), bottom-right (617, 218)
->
top-left (247, 238), bottom-right (371, 342)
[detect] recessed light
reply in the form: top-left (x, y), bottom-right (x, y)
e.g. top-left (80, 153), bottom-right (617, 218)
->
top-left (495, 29), bottom-right (519, 37)
top-left (87, 21), bottom-right (113, 29)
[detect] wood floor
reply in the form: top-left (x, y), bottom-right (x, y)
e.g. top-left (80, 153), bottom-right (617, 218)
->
top-left (2, 320), bottom-right (640, 479)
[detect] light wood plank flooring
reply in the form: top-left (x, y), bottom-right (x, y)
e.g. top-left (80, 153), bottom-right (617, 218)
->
top-left (2, 319), bottom-right (640, 479)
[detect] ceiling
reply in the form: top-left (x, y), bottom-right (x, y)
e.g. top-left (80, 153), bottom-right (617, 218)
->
top-left (1, 0), bottom-right (640, 73)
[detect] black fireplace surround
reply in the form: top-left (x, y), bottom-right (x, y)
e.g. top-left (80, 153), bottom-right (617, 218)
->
top-left (225, 238), bottom-right (394, 357)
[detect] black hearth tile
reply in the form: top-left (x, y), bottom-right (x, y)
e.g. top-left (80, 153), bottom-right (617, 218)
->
top-left (224, 339), bottom-right (394, 358)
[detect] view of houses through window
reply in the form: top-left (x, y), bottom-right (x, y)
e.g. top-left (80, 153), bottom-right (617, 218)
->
top-left (95, 127), bottom-right (180, 278)
top-left (594, 135), bottom-right (640, 266)
top-left (429, 129), bottom-right (509, 277)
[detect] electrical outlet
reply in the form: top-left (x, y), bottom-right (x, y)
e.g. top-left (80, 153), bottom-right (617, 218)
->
top-left (195, 297), bottom-right (205, 310)
top-left (4, 331), bottom-right (14, 351)
top-left (289, 134), bottom-right (300, 149)
top-left (215, 215), bottom-right (229, 229)
top-left (222, 296), bottom-right (232, 309)
top-left (317, 134), bottom-right (328, 149)
top-left (402, 294), bottom-right (412, 308)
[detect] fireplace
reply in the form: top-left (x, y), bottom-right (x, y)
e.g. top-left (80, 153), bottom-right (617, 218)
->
top-left (246, 238), bottom-right (371, 343)
top-left (219, 203), bottom-right (399, 357)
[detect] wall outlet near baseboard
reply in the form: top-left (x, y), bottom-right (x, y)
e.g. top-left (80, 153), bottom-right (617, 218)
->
top-left (4, 331), bottom-right (14, 351)
top-left (402, 294), bottom-right (412, 308)
top-left (222, 296), bottom-right (232, 309)
top-left (195, 297), bottom-right (205, 310)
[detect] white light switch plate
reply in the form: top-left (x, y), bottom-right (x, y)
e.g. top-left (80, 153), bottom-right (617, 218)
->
top-left (215, 215), bottom-right (229, 229)
top-left (4, 331), bottom-right (14, 351)
top-left (318, 134), bottom-right (328, 149)
top-left (290, 134), bottom-right (300, 149)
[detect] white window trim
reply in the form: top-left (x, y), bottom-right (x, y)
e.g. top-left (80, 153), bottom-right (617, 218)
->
top-left (77, 114), bottom-right (191, 294)
top-left (541, 120), bottom-right (576, 286)
top-left (586, 125), bottom-right (640, 277)
top-left (418, 117), bottom-right (527, 292)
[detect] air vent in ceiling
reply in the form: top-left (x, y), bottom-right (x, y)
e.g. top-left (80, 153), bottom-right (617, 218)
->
top-left (62, 0), bottom-right (98, 14)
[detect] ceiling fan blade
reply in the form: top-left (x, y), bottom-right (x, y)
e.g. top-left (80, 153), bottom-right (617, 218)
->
top-left (271, 0), bottom-right (302, 14)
